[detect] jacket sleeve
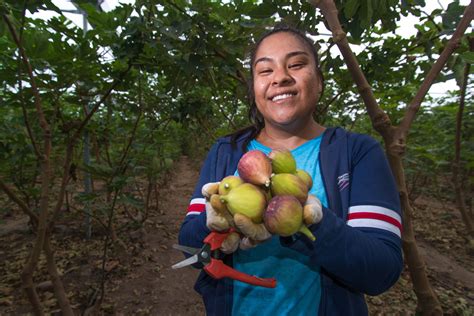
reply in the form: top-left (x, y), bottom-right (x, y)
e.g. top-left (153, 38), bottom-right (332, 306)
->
top-left (282, 138), bottom-right (403, 296)
top-left (177, 143), bottom-right (219, 250)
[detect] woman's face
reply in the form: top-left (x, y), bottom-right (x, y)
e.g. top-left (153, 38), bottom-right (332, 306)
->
top-left (252, 32), bottom-right (322, 130)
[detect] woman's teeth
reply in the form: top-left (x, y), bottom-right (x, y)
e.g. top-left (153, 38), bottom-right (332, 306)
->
top-left (272, 93), bottom-right (293, 102)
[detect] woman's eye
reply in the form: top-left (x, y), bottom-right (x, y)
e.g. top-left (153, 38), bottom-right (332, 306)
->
top-left (258, 69), bottom-right (272, 75)
top-left (289, 63), bottom-right (304, 69)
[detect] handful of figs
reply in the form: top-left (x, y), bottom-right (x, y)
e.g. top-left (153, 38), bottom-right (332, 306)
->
top-left (211, 149), bottom-right (316, 241)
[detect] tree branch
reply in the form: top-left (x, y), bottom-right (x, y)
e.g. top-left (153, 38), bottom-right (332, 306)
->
top-left (308, 0), bottom-right (393, 138)
top-left (0, 178), bottom-right (38, 224)
top-left (2, 13), bottom-right (50, 137)
top-left (398, 1), bottom-right (474, 137)
top-left (70, 62), bottom-right (133, 144)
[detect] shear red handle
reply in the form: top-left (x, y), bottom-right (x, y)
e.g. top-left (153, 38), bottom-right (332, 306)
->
top-left (204, 259), bottom-right (277, 288)
top-left (203, 230), bottom-right (277, 288)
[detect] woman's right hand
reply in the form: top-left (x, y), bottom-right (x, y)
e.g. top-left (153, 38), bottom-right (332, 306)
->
top-left (202, 182), bottom-right (272, 252)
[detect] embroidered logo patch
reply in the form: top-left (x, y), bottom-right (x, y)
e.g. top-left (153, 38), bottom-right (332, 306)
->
top-left (337, 173), bottom-right (349, 191)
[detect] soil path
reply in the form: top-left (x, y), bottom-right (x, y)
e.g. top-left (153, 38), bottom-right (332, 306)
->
top-left (108, 155), bottom-right (205, 315)
top-left (418, 240), bottom-right (474, 295)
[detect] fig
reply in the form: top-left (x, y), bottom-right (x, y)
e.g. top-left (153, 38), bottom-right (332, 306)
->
top-left (237, 150), bottom-right (272, 187)
top-left (220, 183), bottom-right (266, 223)
top-left (218, 175), bottom-right (244, 195)
top-left (264, 195), bottom-right (316, 241)
top-left (269, 149), bottom-right (297, 174)
top-left (270, 173), bottom-right (308, 204)
top-left (295, 169), bottom-right (313, 191)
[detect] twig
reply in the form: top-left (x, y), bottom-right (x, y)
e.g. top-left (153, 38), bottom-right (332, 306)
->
top-left (0, 178), bottom-right (38, 225)
top-left (398, 2), bottom-right (474, 137)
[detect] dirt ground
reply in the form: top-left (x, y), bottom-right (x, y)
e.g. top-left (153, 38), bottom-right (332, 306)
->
top-left (0, 156), bottom-right (473, 315)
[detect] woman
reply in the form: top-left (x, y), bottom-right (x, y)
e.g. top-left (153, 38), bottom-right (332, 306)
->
top-left (178, 24), bottom-right (403, 315)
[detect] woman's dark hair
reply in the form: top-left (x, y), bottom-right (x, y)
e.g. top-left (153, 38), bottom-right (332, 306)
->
top-left (229, 24), bottom-right (325, 151)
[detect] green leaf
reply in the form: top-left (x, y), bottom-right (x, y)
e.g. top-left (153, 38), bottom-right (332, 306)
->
top-left (344, 0), bottom-right (360, 19)
top-left (356, 0), bottom-right (374, 30)
top-left (461, 51), bottom-right (474, 64)
top-left (247, 1), bottom-right (277, 19)
top-left (442, 2), bottom-right (465, 31)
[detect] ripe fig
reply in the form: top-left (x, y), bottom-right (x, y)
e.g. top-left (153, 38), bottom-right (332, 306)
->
top-left (295, 169), bottom-right (313, 191)
top-left (218, 175), bottom-right (244, 195)
top-left (264, 195), bottom-right (316, 241)
top-left (237, 150), bottom-right (272, 187)
top-left (220, 183), bottom-right (266, 223)
top-left (270, 173), bottom-right (308, 204)
top-left (269, 149), bottom-right (297, 174)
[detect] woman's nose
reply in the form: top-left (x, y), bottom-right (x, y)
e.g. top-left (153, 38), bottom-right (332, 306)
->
top-left (272, 67), bottom-right (293, 86)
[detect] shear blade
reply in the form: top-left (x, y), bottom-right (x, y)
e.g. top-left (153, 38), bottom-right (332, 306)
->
top-left (172, 255), bottom-right (199, 269)
top-left (173, 244), bottom-right (200, 255)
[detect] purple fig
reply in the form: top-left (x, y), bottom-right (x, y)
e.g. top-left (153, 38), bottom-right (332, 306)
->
top-left (263, 195), bottom-right (315, 241)
top-left (237, 150), bottom-right (272, 187)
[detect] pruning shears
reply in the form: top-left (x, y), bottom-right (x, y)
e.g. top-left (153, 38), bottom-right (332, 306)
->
top-left (172, 230), bottom-right (277, 288)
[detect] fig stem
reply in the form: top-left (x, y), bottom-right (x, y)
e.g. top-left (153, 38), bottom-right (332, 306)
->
top-left (299, 225), bottom-right (316, 241)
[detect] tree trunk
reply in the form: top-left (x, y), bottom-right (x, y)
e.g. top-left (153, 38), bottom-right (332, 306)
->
top-left (44, 237), bottom-right (74, 315)
top-left (453, 62), bottom-right (474, 238)
top-left (385, 150), bottom-right (442, 314)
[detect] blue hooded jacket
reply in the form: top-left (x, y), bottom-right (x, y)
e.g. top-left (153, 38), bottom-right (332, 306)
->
top-left (178, 127), bottom-right (403, 315)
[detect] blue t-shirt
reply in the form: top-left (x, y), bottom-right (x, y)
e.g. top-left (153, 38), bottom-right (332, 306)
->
top-left (232, 134), bottom-right (328, 316)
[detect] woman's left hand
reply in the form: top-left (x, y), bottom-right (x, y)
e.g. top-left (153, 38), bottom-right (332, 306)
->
top-left (303, 194), bottom-right (323, 226)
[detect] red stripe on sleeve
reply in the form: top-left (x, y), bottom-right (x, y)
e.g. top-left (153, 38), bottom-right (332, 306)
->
top-left (187, 203), bottom-right (205, 212)
top-left (347, 212), bottom-right (402, 231)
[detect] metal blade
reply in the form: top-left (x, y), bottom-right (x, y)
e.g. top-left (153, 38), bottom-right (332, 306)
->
top-left (172, 244), bottom-right (200, 255)
top-left (172, 255), bottom-right (199, 269)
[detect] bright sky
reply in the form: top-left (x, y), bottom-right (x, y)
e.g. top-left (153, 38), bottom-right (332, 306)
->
top-left (33, 0), bottom-right (472, 96)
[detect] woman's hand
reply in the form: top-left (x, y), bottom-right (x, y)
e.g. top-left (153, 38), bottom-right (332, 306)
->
top-left (233, 213), bottom-right (272, 250)
top-left (202, 182), bottom-right (240, 253)
top-left (303, 194), bottom-right (323, 226)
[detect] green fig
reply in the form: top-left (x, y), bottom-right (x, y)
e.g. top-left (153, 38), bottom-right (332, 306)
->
top-left (218, 175), bottom-right (244, 195)
top-left (270, 173), bottom-right (308, 204)
top-left (220, 183), bottom-right (266, 223)
top-left (237, 150), bottom-right (272, 187)
top-left (269, 149), bottom-right (297, 174)
top-left (295, 169), bottom-right (313, 191)
top-left (264, 195), bottom-right (316, 241)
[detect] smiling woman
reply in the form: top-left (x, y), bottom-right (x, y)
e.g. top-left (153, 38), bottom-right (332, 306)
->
top-left (251, 31), bottom-right (324, 149)
top-left (178, 23), bottom-right (404, 316)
